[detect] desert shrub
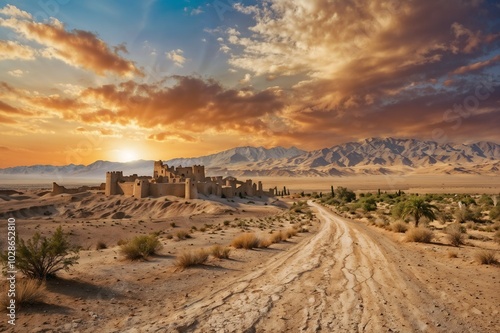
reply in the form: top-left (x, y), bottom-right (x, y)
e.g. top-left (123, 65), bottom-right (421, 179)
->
top-left (455, 206), bottom-right (473, 223)
top-left (436, 211), bottom-right (451, 225)
top-left (1, 279), bottom-right (45, 311)
top-left (96, 241), bottom-right (107, 250)
top-left (478, 194), bottom-right (494, 206)
top-left (0, 226), bottom-right (79, 280)
top-left (391, 201), bottom-right (406, 220)
top-left (258, 238), bottom-right (273, 248)
top-left (490, 206), bottom-right (500, 221)
top-left (231, 233), bottom-right (261, 249)
top-left (361, 197), bottom-right (377, 212)
top-left (175, 249), bottom-right (209, 268)
top-left (494, 230), bottom-right (500, 245)
top-left (120, 234), bottom-right (163, 260)
top-left (336, 187), bottom-right (356, 203)
top-left (270, 231), bottom-right (284, 243)
top-left (445, 224), bottom-right (466, 247)
top-left (405, 227), bottom-right (434, 243)
top-left (285, 228), bottom-right (298, 238)
top-left (176, 230), bottom-right (192, 240)
top-left (475, 250), bottom-right (498, 265)
top-left (390, 221), bottom-right (408, 233)
top-left (170, 222), bottom-right (176, 228)
top-left (210, 245), bottom-right (231, 259)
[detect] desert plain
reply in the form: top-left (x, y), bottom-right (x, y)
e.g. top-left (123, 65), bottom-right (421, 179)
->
top-left (1, 175), bottom-right (499, 333)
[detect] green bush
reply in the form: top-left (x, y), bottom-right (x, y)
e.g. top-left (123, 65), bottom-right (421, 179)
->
top-left (1, 227), bottom-right (79, 280)
top-left (120, 234), bottom-right (163, 260)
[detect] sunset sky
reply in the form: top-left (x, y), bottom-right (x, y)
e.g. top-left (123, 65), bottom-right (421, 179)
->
top-left (0, 0), bottom-right (499, 167)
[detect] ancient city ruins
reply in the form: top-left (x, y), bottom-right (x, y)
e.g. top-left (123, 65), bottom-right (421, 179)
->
top-left (53, 161), bottom-right (274, 199)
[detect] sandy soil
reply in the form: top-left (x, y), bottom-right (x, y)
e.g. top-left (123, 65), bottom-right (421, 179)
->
top-left (1, 191), bottom-right (499, 332)
top-left (261, 175), bottom-right (500, 194)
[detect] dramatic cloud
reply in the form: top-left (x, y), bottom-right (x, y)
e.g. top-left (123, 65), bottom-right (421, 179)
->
top-left (77, 76), bottom-right (285, 135)
top-left (0, 40), bottom-right (36, 60)
top-left (222, 0), bottom-right (500, 145)
top-left (0, 5), bottom-right (142, 77)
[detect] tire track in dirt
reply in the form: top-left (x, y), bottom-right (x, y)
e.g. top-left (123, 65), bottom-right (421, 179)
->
top-left (134, 201), bottom-right (494, 333)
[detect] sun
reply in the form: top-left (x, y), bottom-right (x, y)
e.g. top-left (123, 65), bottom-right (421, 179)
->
top-left (117, 149), bottom-right (138, 162)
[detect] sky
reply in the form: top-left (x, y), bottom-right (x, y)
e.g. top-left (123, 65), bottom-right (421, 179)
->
top-left (0, 0), bottom-right (499, 167)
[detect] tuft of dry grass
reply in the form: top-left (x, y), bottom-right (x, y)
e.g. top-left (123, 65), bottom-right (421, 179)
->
top-left (258, 238), bottom-right (273, 248)
top-left (175, 249), bottom-right (209, 268)
top-left (270, 231), bottom-right (284, 243)
top-left (285, 228), bottom-right (298, 239)
top-left (405, 227), bottom-right (434, 243)
top-left (210, 245), bottom-right (231, 259)
top-left (475, 250), bottom-right (498, 265)
top-left (1, 279), bottom-right (45, 311)
top-left (175, 230), bottom-right (192, 240)
top-left (231, 233), bottom-right (261, 249)
top-left (120, 234), bottom-right (163, 260)
top-left (447, 250), bottom-right (458, 258)
top-left (390, 221), bottom-right (408, 233)
top-left (445, 224), bottom-right (466, 247)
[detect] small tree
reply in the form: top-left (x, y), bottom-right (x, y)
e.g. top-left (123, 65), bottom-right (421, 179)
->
top-left (1, 227), bottom-right (79, 280)
top-left (402, 197), bottom-right (438, 227)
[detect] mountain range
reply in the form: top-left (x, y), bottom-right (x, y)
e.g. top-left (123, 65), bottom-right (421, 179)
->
top-left (1, 138), bottom-right (499, 182)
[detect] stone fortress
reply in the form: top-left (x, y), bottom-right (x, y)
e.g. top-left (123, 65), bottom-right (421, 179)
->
top-left (104, 160), bottom-right (274, 199)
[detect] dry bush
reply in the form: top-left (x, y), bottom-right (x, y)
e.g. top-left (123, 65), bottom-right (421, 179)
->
top-left (270, 231), bottom-right (284, 243)
top-left (445, 224), bottom-right (466, 247)
top-left (447, 250), bottom-right (458, 258)
top-left (405, 227), bottom-right (434, 243)
top-left (210, 245), bottom-right (231, 259)
top-left (175, 249), bottom-right (209, 268)
top-left (285, 228), bottom-right (298, 239)
top-left (258, 238), bottom-right (273, 248)
top-left (176, 230), bottom-right (192, 240)
top-left (390, 221), bottom-right (408, 233)
top-left (120, 234), bottom-right (163, 260)
top-left (1, 279), bottom-right (45, 311)
top-left (475, 250), bottom-right (498, 265)
top-left (96, 241), bottom-right (107, 250)
top-left (231, 233), bottom-right (261, 249)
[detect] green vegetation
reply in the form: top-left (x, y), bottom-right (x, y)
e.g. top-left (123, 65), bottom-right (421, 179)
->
top-left (401, 197), bottom-right (438, 227)
top-left (1, 226), bottom-right (79, 280)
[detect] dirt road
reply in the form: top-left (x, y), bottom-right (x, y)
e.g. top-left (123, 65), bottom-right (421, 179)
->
top-left (135, 202), bottom-right (499, 333)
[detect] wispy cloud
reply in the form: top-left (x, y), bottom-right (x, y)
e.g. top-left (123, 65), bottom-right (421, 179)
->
top-left (0, 5), bottom-right (142, 77)
top-left (166, 49), bottom-right (187, 67)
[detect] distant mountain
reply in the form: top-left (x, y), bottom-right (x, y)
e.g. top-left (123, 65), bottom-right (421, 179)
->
top-left (164, 146), bottom-right (306, 167)
top-left (0, 139), bottom-right (498, 182)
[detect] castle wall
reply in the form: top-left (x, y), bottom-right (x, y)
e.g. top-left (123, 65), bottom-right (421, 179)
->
top-left (52, 182), bottom-right (102, 195)
top-left (118, 182), bottom-right (134, 196)
top-left (133, 180), bottom-right (150, 198)
top-left (149, 183), bottom-right (185, 198)
top-left (221, 186), bottom-right (234, 198)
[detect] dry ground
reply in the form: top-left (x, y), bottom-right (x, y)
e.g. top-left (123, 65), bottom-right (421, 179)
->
top-left (0, 187), bottom-right (499, 332)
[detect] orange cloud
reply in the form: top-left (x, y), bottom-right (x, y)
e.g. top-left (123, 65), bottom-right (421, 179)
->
top-left (451, 55), bottom-right (500, 75)
top-left (148, 132), bottom-right (197, 142)
top-left (79, 76), bottom-right (285, 133)
top-left (0, 5), bottom-right (142, 77)
top-left (0, 40), bottom-right (36, 60)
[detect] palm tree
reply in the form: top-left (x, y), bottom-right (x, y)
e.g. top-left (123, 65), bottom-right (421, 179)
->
top-left (402, 197), bottom-right (438, 227)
